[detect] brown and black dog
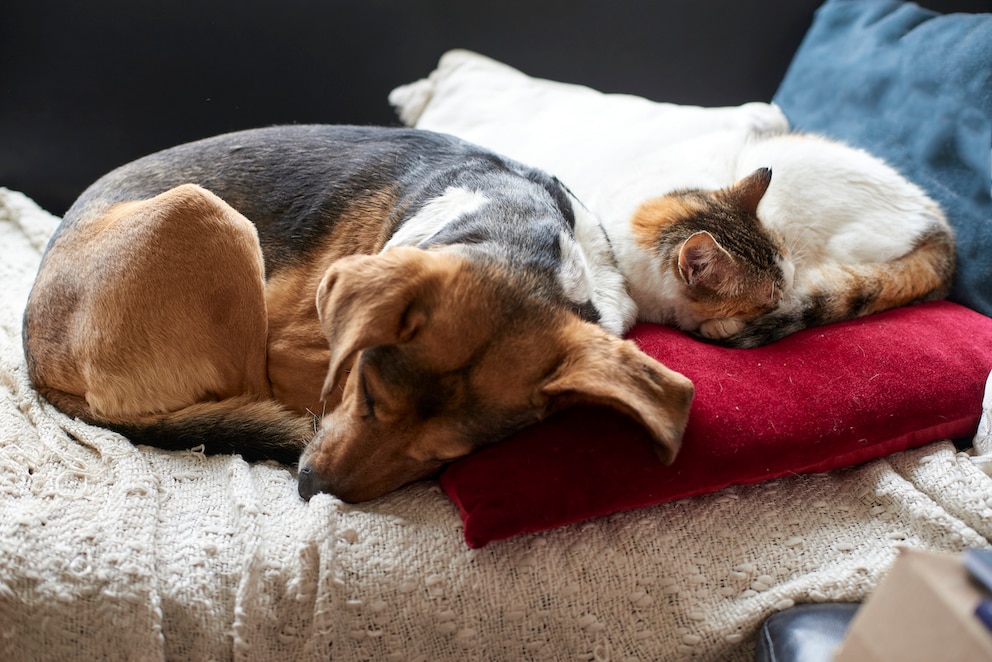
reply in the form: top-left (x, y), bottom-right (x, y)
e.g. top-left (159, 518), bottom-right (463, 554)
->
top-left (23, 125), bottom-right (694, 502)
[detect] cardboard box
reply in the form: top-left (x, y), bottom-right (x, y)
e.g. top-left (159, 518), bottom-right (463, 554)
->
top-left (834, 548), bottom-right (992, 661)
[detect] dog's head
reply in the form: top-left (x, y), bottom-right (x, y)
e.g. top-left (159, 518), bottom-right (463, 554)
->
top-left (297, 246), bottom-right (694, 503)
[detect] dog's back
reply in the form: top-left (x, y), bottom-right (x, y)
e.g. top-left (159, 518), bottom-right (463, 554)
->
top-left (58, 126), bottom-right (577, 277)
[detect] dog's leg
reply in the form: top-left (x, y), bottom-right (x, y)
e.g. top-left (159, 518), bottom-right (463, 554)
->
top-left (28, 184), bottom-right (273, 420)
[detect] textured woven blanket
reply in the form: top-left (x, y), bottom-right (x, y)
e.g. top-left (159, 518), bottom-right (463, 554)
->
top-left (2, 187), bottom-right (991, 661)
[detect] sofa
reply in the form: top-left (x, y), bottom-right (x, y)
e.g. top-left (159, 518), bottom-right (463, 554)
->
top-left (3, 1), bottom-right (992, 660)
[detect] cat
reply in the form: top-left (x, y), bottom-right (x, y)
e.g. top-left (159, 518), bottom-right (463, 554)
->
top-left (601, 130), bottom-right (956, 347)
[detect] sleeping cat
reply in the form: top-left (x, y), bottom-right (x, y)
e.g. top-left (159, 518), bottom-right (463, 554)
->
top-left (603, 131), bottom-right (956, 347)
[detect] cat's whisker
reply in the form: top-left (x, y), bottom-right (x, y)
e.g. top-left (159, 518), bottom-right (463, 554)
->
top-left (786, 226), bottom-right (816, 264)
top-left (787, 224), bottom-right (812, 251)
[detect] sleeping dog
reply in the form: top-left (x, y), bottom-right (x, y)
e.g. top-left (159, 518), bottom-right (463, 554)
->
top-left (22, 125), bottom-right (694, 502)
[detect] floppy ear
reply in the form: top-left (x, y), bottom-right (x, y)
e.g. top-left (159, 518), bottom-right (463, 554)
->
top-left (678, 230), bottom-right (741, 294)
top-left (315, 246), bottom-right (450, 400)
top-left (541, 320), bottom-right (694, 463)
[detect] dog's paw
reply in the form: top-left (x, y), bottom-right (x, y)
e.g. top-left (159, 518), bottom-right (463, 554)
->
top-left (698, 317), bottom-right (746, 340)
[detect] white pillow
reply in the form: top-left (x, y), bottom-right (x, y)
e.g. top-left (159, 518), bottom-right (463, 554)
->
top-left (389, 49), bottom-right (789, 223)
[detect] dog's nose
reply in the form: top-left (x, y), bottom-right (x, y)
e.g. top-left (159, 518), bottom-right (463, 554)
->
top-left (297, 464), bottom-right (332, 501)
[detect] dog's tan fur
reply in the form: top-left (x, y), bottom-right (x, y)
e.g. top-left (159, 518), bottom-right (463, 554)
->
top-left (24, 126), bottom-right (695, 503)
top-left (265, 189), bottom-right (401, 416)
top-left (27, 185), bottom-right (272, 419)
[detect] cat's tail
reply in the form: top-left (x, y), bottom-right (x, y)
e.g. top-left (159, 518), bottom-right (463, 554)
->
top-left (722, 224), bottom-right (956, 348)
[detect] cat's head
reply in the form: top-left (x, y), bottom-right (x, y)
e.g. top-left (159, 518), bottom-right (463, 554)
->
top-left (631, 167), bottom-right (793, 338)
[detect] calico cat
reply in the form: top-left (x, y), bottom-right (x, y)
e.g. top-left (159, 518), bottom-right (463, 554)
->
top-left (607, 131), bottom-right (955, 347)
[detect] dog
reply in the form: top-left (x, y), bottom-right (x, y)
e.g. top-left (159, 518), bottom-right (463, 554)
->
top-left (22, 125), bottom-right (694, 503)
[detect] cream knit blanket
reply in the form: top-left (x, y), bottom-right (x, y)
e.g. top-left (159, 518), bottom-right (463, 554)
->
top-left (2, 187), bottom-right (991, 661)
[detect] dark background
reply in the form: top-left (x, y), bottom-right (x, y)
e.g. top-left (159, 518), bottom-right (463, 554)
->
top-left (3, 0), bottom-right (989, 215)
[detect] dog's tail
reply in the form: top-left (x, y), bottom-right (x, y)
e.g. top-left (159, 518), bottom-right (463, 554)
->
top-left (40, 390), bottom-right (312, 465)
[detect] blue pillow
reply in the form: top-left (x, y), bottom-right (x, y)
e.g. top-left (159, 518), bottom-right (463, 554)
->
top-left (773, 0), bottom-right (992, 317)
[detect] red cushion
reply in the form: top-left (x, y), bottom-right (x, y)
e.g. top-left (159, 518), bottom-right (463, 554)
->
top-left (441, 301), bottom-right (992, 547)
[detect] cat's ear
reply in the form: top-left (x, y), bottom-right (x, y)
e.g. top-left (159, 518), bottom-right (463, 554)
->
top-left (677, 231), bottom-right (740, 292)
top-left (724, 167), bottom-right (772, 216)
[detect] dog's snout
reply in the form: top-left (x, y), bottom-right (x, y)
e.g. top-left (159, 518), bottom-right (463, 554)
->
top-left (297, 464), bottom-right (332, 501)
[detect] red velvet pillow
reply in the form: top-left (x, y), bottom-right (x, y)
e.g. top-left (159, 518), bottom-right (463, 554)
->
top-left (441, 301), bottom-right (992, 547)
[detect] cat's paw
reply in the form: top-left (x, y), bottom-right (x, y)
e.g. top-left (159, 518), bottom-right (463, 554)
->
top-left (699, 318), bottom-right (746, 340)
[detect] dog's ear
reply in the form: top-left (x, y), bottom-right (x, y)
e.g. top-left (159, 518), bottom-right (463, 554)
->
top-left (541, 320), bottom-right (694, 463)
top-left (315, 247), bottom-right (455, 401)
